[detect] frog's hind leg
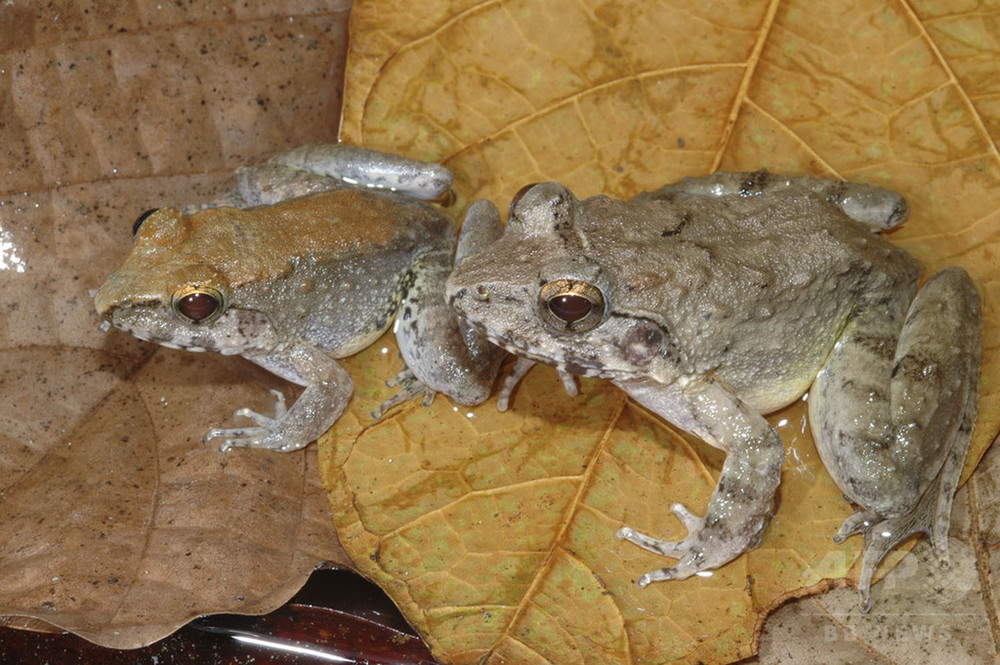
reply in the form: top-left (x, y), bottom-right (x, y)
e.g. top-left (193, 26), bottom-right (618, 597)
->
top-left (267, 145), bottom-right (453, 199)
top-left (200, 145), bottom-right (455, 209)
top-left (382, 201), bottom-right (506, 417)
top-left (638, 170), bottom-right (909, 231)
top-left (809, 267), bottom-right (981, 611)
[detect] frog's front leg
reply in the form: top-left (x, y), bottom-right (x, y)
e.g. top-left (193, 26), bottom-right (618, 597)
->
top-left (222, 145), bottom-right (454, 208)
top-left (495, 357), bottom-right (580, 412)
top-left (207, 343), bottom-right (353, 452)
top-left (810, 267), bottom-right (981, 610)
top-left (376, 200), bottom-right (506, 417)
top-left (613, 377), bottom-right (784, 583)
top-left (644, 170), bottom-right (908, 231)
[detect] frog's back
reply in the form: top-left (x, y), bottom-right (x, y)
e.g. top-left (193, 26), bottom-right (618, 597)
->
top-left (584, 188), bottom-right (917, 303)
top-left (190, 188), bottom-right (453, 287)
top-left (580, 189), bottom-right (920, 410)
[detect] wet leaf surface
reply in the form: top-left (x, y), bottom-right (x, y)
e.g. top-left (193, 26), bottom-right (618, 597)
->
top-left (0, 0), bottom-right (353, 649)
top-left (321, 1), bottom-right (1000, 663)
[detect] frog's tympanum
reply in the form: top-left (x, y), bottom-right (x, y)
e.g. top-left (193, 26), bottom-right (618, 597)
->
top-left (446, 171), bottom-right (981, 609)
top-left (96, 145), bottom-right (503, 452)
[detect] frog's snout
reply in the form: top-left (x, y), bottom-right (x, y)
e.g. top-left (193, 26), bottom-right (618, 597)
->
top-left (455, 284), bottom-right (491, 301)
top-left (448, 282), bottom-right (491, 308)
top-left (469, 284), bottom-right (491, 302)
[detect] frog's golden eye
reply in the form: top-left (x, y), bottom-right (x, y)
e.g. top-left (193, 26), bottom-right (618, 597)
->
top-left (172, 285), bottom-right (225, 324)
top-left (131, 209), bottom-right (160, 239)
top-left (538, 279), bottom-right (605, 333)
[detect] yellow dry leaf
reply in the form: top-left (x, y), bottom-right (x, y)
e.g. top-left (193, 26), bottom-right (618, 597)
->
top-left (321, 1), bottom-right (1000, 663)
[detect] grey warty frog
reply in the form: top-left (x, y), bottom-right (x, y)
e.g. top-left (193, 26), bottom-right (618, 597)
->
top-left (95, 145), bottom-right (503, 452)
top-left (446, 171), bottom-right (981, 609)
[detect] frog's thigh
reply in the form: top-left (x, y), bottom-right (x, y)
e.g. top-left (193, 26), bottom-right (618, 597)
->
top-left (810, 267), bottom-right (981, 517)
top-left (642, 171), bottom-right (907, 230)
top-left (234, 162), bottom-right (347, 206)
top-left (270, 145), bottom-right (453, 200)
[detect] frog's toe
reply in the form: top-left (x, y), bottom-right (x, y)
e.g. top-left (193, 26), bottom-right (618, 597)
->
top-left (616, 504), bottom-right (706, 556)
top-left (209, 425), bottom-right (301, 452)
top-left (670, 502), bottom-right (705, 533)
top-left (634, 550), bottom-right (713, 587)
top-left (232, 409), bottom-right (276, 428)
top-left (230, 389), bottom-right (288, 427)
top-left (635, 567), bottom-right (680, 587)
top-left (616, 530), bottom-right (717, 586)
top-left (372, 369), bottom-right (435, 418)
top-left (208, 426), bottom-right (269, 451)
top-left (833, 510), bottom-right (872, 543)
top-left (556, 368), bottom-right (579, 397)
top-left (496, 357), bottom-right (536, 412)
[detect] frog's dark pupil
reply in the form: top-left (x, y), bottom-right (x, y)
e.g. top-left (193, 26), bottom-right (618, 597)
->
top-left (549, 294), bottom-right (593, 323)
top-left (177, 292), bottom-right (219, 323)
top-left (132, 209), bottom-right (160, 239)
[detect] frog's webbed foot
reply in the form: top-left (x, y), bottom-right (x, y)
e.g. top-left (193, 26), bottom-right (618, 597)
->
top-left (496, 357), bottom-right (579, 412)
top-left (834, 432), bottom-right (961, 613)
top-left (618, 502), bottom-right (768, 585)
top-left (212, 347), bottom-right (353, 453)
top-left (835, 505), bottom-right (933, 613)
top-left (207, 389), bottom-right (299, 452)
top-left (371, 368), bottom-right (436, 419)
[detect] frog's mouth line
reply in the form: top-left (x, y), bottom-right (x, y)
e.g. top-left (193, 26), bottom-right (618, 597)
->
top-left (461, 319), bottom-right (609, 380)
top-left (102, 313), bottom-right (242, 356)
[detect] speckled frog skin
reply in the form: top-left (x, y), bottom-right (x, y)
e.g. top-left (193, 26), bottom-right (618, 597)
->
top-left (96, 145), bottom-right (503, 452)
top-left (447, 171), bottom-right (981, 609)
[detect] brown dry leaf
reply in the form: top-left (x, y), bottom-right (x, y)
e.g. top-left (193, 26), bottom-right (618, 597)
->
top-left (0, 1), bottom-right (353, 648)
top-left (320, 1), bottom-right (1000, 663)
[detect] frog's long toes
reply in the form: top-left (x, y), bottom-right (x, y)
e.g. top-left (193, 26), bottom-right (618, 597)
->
top-left (833, 510), bottom-right (872, 543)
top-left (670, 503), bottom-right (704, 533)
top-left (233, 408), bottom-right (276, 427)
top-left (636, 568), bottom-right (678, 587)
top-left (214, 434), bottom-right (254, 453)
top-left (841, 503), bottom-right (936, 611)
top-left (384, 368), bottom-right (413, 389)
top-left (633, 548), bottom-right (712, 586)
top-left (496, 357), bottom-right (536, 411)
top-left (556, 369), bottom-right (579, 397)
top-left (616, 525), bottom-right (685, 559)
top-left (372, 379), bottom-right (432, 419)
